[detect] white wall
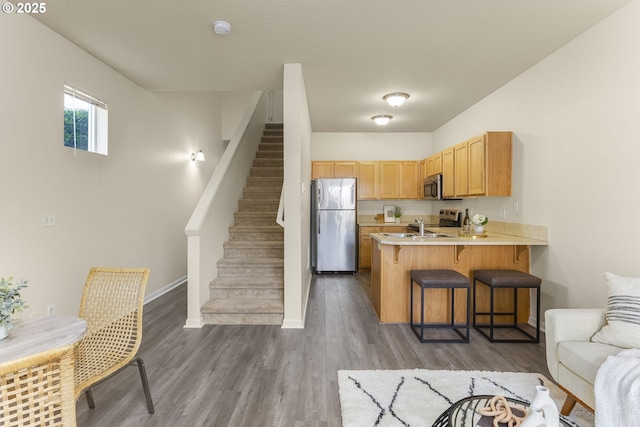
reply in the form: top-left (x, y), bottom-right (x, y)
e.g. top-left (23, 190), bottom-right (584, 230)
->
top-left (0, 16), bottom-right (222, 318)
top-left (312, 132), bottom-right (432, 160)
top-left (282, 64), bottom-right (313, 328)
top-left (433, 0), bottom-right (640, 311)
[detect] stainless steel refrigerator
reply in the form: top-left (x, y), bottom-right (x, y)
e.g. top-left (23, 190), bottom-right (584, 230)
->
top-left (311, 178), bottom-right (357, 273)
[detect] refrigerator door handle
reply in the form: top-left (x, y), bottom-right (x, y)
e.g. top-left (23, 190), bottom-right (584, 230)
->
top-left (317, 181), bottom-right (323, 208)
top-left (351, 184), bottom-right (356, 206)
top-left (317, 214), bottom-right (321, 234)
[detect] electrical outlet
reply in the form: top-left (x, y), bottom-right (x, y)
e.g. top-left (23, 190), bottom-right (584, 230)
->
top-left (513, 201), bottom-right (519, 213)
top-left (500, 209), bottom-right (507, 219)
top-left (47, 305), bottom-right (55, 316)
top-left (42, 211), bottom-right (56, 227)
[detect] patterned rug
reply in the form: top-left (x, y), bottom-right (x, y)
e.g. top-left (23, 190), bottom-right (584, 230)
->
top-left (338, 369), bottom-right (594, 427)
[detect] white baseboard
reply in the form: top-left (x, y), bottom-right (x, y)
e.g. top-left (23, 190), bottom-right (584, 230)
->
top-left (144, 275), bottom-right (187, 305)
top-left (281, 274), bottom-right (312, 329)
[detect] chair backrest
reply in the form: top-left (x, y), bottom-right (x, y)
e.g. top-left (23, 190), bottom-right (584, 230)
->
top-left (74, 267), bottom-right (150, 398)
top-left (0, 344), bottom-right (76, 427)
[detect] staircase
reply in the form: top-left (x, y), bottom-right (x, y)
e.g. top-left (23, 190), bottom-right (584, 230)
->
top-left (201, 123), bottom-right (284, 325)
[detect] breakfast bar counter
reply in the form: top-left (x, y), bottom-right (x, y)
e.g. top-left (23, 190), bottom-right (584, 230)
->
top-left (369, 229), bottom-right (548, 323)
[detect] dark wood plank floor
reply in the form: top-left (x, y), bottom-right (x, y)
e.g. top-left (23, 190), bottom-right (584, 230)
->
top-left (76, 271), bottom-right (549, 426)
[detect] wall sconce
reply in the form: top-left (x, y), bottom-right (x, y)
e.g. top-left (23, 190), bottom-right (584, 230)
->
top-left (191, 150), bottom-right (205, 161)
top-left (383, 92), bottom-right (410, 107)
top-left (371, 115), bottom-right (392, 126)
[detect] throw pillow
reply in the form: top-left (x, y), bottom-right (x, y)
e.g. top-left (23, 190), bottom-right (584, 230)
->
top-left (591, 272), bottom-right (640, 349)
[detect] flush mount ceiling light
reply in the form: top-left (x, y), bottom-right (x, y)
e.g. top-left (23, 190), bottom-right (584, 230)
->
top-left (383, 92), bottom-right (410, 107)
top-left (213, 20), bottom-right (231, 36)
top-left (371, 115), bottom-right (393, 126)
top-left (191, 150), bottom-right (205, 161)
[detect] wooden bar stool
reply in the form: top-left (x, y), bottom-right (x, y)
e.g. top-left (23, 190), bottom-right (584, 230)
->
top-left (472, 269), bottom-right (542, 343)
top-left (409, 269), bottom-right (470, 343)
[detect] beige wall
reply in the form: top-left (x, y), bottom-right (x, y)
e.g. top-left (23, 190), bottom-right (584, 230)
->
top-left (433, 0), bottom-right (640, 312)
top-left (0, 16), bottom-right (223, 318)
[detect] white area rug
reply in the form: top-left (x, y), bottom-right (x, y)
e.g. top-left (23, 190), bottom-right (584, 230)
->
top-left (338, 369), bottom-right (594, 427)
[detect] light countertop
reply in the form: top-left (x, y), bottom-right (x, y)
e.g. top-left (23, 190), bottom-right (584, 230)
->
top-left (370, 227), bottom-right (548, 246)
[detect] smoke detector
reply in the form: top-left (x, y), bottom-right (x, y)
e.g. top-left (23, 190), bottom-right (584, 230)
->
top-left (213, 21), bottom-right (231, 36)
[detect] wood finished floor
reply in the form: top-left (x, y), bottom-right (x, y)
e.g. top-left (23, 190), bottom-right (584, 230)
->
top-left (76, 271), bottom-right (550, 427)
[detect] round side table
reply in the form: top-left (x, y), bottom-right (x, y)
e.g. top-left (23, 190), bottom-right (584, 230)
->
top-left (432, 395), bottom-right (573, 427)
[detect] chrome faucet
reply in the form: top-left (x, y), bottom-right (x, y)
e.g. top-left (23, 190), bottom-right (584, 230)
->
top-left (415, 217), bottom-right (425, 236)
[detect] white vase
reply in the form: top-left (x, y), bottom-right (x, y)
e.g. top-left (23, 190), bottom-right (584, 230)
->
top-left (0, 323), bottom-right (10, 340)
top-left (474, 225), bottom-right (484, 233)
top-left (529, 385), bottom-right (560, 427)
top-left (521, 407), bottom-right (546, 427)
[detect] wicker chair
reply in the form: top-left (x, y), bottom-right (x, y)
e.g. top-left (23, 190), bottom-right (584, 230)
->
top-left (74, 267), bottom-right (154, 413)
top-left (0, 344), bottom-right (76, 427)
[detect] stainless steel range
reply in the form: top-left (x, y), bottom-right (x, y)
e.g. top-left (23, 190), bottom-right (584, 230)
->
top-left (407, 209), bottom-right (462, 233)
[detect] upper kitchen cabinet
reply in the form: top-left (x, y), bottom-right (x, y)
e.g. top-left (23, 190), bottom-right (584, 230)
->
top-left (379, 161), bottom-right (419, 199)
top-left (454, 141), bottom-right (469, 197)
top-left (442, 147), bottom-right (455, 198)
top-left (399, 161), bottom-right (419, 199)
top-left (442, 131), bottom-right (512, 198)
top-left (356, 160), bottom-right (419, 200)
top-left (311, 161), bottom-right (357, 179)
top-left (357, 161), bottom-right (379, 200)
top-left (379, 161), bottom-right (399, 199)
top-left (468, 132), bottom-right (512, 196)
top-left (426, 153), bottom-right (443, 177)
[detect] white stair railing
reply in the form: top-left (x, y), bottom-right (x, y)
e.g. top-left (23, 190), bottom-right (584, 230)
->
top-left (276, 185), bottom-right (285, 228)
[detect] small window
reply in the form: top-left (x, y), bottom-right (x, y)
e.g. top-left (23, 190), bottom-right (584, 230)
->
top-left (64, 85), bottom-right (108, 155)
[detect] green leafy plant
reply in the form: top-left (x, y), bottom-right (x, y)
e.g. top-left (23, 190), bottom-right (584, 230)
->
top-left (394, 206), bottom-right (402, 218)
top-left (0, 277), bottom-right (28, 327)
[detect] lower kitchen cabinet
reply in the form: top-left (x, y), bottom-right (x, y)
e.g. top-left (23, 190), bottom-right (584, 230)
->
top-left (358, 225), bottom-right (408, 268)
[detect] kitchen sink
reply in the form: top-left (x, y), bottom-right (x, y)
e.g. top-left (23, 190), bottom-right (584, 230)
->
top-left (380, 233), bottom-right (416, 238)
top-left (381, 232), bottom-right (454, 238)
top-left (418, 233), bottom-right (453, 238)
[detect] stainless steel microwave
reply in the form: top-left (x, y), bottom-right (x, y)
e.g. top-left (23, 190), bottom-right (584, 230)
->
top-left (423, 174), bottom-right (442, 200)
top-left (424, 174), bottom-right (461, 200)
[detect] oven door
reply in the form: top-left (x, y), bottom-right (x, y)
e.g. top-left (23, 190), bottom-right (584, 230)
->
top-left (423, 175), bottom-right (442, 200)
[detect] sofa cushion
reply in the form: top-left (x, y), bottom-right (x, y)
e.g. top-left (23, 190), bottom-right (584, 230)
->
top-left (557, 341), bottom-right (623, 385)
top-left (592, 272), bottom-right (640, 349)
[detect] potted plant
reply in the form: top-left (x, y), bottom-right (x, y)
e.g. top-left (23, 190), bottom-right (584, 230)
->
top-left (471, 214), bottom-right (488, 232)
top-left (0, 276), bottom-right (28, 340)
top-left (394, 206), bottom-right (402, 223)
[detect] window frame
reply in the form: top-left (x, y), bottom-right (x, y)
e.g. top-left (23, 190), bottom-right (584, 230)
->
top-left (64, 84), bottom-right (108, 155)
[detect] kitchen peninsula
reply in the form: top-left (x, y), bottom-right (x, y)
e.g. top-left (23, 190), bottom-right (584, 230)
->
top-left (369, 228), bottom-right (548, 323)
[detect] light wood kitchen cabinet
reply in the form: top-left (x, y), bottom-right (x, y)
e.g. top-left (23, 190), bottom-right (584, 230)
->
top-left (441, 148), bottom-right (455, 198)
top-left (379, 161), bottom-right (400, 199)
top-left (356, 161), bottom-right (379, 200)
top-left (454, 141), bottom-right (469, 197)
top-left (426, 153), bottom-right (443, 177)
top-left (356, 160), bottom-right (419, 200)
top-left (311, 161), bottom-right (357, 179)
top-left (468, 132), bottom-right (512, 196)
top-left (359, 225), bottom-right (408, 268)
top-left (440, 131), bottom-right (512, 198)
top-left (399, 161), bottom-right (419, 199)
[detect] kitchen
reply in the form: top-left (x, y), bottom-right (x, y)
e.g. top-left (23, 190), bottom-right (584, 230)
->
top-left (310, 130), bottom-right (549, 326)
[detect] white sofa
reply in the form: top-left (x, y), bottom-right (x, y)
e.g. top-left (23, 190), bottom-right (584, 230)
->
top-left (545, 308), bottom-right (624, 415)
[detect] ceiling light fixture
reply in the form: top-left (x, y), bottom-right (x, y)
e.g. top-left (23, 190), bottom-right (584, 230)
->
top-left (371, 115), bottom-right (392, 126)
top-left (383, 92), bottom-right (410, 107)
top-left (191, 150), bottom-right (205, 161)
top-left (213, 20), bottom-right (231, 36)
